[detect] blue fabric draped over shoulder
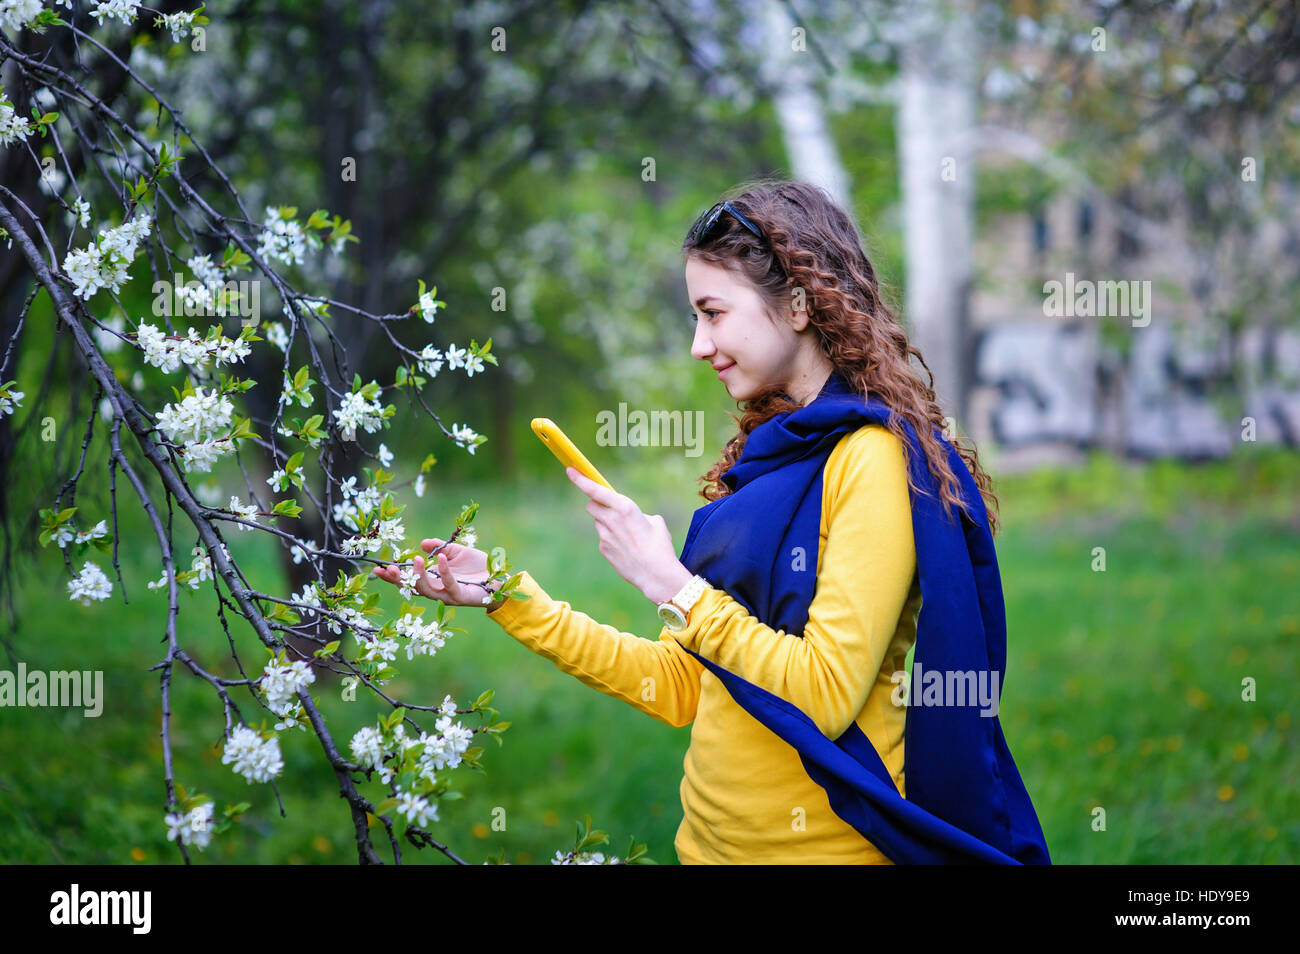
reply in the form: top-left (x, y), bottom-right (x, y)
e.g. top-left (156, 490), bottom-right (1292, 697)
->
top-left (676, 369), bottom-right (1051, 864)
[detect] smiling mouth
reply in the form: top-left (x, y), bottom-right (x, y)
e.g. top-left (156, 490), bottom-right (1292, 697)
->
top-left (714, 361), bottom-right (734, 376)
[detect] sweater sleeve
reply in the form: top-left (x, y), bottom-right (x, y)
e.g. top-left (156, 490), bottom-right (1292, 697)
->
top-left (484, 570), bottom-right (705, 728)
top-left (669, 425), bottom-right (917, 739)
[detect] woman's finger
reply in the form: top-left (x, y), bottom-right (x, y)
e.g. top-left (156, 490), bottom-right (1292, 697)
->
top-left (409, 555), bottom-right (437, 599)
top-left (436, 552), bottom-right (455, 589)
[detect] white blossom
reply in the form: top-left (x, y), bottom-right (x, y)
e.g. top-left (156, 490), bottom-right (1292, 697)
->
top-left (136, 322), bottom-right (250, 374)
top-left (552, 850), bottom-right (611, 865)
top-left (417, 291), bottom-right (441, 324)
top-left (61, 213), bottom-right (152, 299)
top-left (74, 519), bottom-right (109, 543)
top-left (71, 198), bottom-right (91, 228)
top-left (157, 9), bottom-right (198, 42)
top-left (0, 386), bottom-right (24, 418)
top-left (417, 344), bottom-right (443, 378)
top-left (67, 561), bottom-right (112, 605)
top-left (90, 0), bottom-right (143, 26)
top-left (221, 725), bottom-right (284, 783)
top-left (349, 726), bottom-right (385, 771)
top-left (396, 791), bottom-right (438, 827)
top-left (394, 612), bottom-right (451, 660)
top-left (0, 94), bottom-right (33, 147)
top-left (226, 495), bottom-right (259, 530)
top-left (164, 801), bottom-right (214, 850)
top-left (155, 387), bottom-right (234, 444)
top-left (259, 657), bottom-right (316, 716)
top-left (397, 568), bottom-right (421, 602)
top-left (450, 422), bottom-right (481, 455)
top-left (332, 387), bottom-right (386, 442)
top-left (0, 1), bottom-right (43, 36)
top-left (443, 343), bottom-right (467, 371)
top-left (257, 206), bottom-right (307, 267)
top-left (154, 387), bottom-right (237, 473)
top-left (290, 584), bottom-right (321, 617)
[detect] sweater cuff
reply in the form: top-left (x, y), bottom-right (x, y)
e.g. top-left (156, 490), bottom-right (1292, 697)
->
top-left (483, 569), bottom-right (548, 629)
top-left (667, 583), bottom-right (729, 652)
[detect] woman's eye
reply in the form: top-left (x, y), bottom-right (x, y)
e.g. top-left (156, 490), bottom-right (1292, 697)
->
top-left (689, 309), bottom-right (719, 324)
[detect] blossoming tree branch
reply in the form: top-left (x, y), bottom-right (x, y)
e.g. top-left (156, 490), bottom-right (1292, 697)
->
top-left (0, 1), bottom-right (646, 865)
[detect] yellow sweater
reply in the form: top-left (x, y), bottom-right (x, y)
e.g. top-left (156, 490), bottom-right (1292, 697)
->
top-left (486, 423), bottom-right (921, 863)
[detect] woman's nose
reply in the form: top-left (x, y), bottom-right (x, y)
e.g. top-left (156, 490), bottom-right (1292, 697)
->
top-left (690, 325), bottom-right (713, 362)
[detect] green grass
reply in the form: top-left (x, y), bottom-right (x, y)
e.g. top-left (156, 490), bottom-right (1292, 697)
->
top-left (1, 447), bottom-right (1296, 864)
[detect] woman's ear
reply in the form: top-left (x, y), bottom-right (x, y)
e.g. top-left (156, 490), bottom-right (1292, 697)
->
top-left (787, 286), bottom-right (812, 331)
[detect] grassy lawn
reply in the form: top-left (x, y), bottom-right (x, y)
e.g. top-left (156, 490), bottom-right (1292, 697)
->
top-left (1, 447), bottom-right (1295, 864)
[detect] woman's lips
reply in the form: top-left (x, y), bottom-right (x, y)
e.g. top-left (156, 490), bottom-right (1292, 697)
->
top-left (716, 362), bottom-right (734, 380)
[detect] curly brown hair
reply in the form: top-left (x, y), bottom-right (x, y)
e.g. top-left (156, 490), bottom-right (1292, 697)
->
top-left (683, 177), bottom-right (1001, 535)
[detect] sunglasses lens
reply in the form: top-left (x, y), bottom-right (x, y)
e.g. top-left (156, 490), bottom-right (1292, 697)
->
top-left (689, 203), bottom-right (723, 243)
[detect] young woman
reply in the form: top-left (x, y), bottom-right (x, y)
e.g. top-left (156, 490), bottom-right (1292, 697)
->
top-left (373, 179), bottom-right (1050, 865)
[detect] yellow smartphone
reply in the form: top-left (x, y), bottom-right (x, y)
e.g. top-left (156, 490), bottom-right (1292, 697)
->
top-left (530, 417), bottom-right (616, 491)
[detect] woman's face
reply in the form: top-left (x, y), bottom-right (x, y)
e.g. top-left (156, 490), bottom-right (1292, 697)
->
top-left (685, 256), bottom-right (807, 402)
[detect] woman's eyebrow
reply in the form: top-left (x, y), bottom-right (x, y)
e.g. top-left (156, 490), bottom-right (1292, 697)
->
top-left (690, 295), bottom-right (730, 308)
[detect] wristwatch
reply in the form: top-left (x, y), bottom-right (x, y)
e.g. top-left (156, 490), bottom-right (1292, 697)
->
top-left (657, 574), bottom-right (709, 631)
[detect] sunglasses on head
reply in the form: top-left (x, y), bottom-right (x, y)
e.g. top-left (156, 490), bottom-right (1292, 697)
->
top-left (687, 201), bottom-right (764, 245)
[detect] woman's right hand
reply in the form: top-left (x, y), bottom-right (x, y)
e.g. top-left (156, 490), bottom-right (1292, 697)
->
top-left (371, 536), bottom-right (497, 607)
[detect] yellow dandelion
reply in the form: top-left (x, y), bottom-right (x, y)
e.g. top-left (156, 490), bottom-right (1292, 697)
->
top-left (313, 835), bottom-right (331, 853)
top-left (1185, 686), bottom-right (1208, 709)
top-left (472, 822), bottom-right (490, 838)
top-left (1228, 646), bottom-right (1248, 665)
top-left (542, 809), bottom-right (559, 827)
top-left (1164, 735), bottom-right (1183, 752)
top-left (130, 847), bottom-right (146, 861)
top-left (1217, 785), bottom-right (1234, 801)
top-left (1139, 738), bottom-right (1156, 756)
top-left (1232, 743), bottom-right (1249, 761)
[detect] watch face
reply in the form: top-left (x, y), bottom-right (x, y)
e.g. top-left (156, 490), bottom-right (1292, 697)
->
top-left (658, 604), bottom-right (686, 629)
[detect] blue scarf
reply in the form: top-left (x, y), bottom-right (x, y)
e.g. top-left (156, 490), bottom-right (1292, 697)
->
top-left (676, 369), bottom-right (1051, 864)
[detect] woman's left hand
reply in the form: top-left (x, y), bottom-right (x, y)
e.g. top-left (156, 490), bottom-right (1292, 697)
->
top-left (565, 467), bottom-right (694, 605)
